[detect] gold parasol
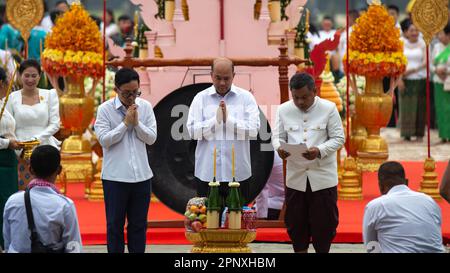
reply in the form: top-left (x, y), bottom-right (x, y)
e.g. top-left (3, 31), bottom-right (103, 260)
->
top-left (411, 0), bottom-right (448, 45)
top-left (6, 0), bottom-right (44, 58)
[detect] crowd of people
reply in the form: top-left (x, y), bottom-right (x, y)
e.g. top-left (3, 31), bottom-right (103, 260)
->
top-left (0, 1), bottom-right (449, 254)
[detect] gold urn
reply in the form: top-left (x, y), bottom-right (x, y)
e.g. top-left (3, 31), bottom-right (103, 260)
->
top-left (356, 77), bottom-right (392, 171)
top-left (59, 76), bottom-right (95, 184)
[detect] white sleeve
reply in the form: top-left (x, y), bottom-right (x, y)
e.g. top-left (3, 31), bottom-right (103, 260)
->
top-left (363, 202), bottom-right (380, 252)
top-left (94, 104), bottom-right (127, 148)
top-left (135, 102), bottom-right (157, 145)
top-left (35, 90), bottom-right (60, 142)
top-left (62, 202), bottom-right (83, 253)
top-left (186, 94), bottom-right (217, 140)
top-left (271, 107), bottom-right (286, 151)
top-left (225, 94), bottom-right (260, 139)
top-left (0, 138), bottom-right (10, 149)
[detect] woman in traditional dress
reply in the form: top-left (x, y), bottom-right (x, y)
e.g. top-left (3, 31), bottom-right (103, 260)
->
top-left (5, 59), bottom-right (60, 190)
top-left (398, 19), bottom-right (427, 141)
top-left (432, 23), bottom-right (450, 142)
top-left (0, 67), bottom-right (22, 249)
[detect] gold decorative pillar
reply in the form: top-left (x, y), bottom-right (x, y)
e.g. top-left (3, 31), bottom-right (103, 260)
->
top-left (59, 76), bottom-right (95, 185)
top-left (356, 77), bottom-right (392, 171)
top-left (338, 157), bottom-right (363, 200)
top-left (419, 158), bottom-right (441, 200)
top-left (88, 158), bottom-right (104, 201)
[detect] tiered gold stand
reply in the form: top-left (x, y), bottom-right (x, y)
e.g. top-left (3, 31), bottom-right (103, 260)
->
top-left (185, 229), bottom-right (256, 253)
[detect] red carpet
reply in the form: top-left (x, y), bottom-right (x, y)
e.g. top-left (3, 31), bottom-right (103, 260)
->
top-left (67, 161), bottom-right (450, 245)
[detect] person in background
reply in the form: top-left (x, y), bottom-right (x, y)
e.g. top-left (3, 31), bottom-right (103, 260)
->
top-left (3, 145), bottom-right (82, 253)
top-left (95, 68), bottom-right (157, 253)
top-left (318, 16), bottom-right (336, 44)
top-left (110, 15), bottom-right (134, 47)
top-left (398, 19), bottom-right (427, 142)
top-left (255, 152), bottom-right (284, 220)
top-left (387, 4), bottom-right (401, 30)
top-left (363, 161), bottom-right (445, 253)
top-left (431, 23), bottom-right (450, 143)
top-left (6, 59), bottom-right (60, 190)
top-left (440, 160), bottom-right (450, 203)
top-left (0, 67), bottom-right (22, 250)
top-left (101, 9), bottom-right (120, 39)
top-left (40, 1), bottom-right (70, 33)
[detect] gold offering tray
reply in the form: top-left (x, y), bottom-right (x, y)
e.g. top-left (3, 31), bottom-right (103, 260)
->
top-left (185, 229), bottom-right (256, 253)
top-left (17, 140), bottom-right (40, 160)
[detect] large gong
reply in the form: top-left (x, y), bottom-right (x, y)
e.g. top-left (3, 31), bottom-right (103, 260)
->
top-left (147, 83), bottom-right (274, 215)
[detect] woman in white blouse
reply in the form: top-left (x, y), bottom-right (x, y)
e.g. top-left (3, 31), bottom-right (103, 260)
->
top-left (0, 67), bottom-right (22, 249)
top-left (5, 59), bottom-right (60, 189)
top-left (398, 19), bottom-right (427, 142)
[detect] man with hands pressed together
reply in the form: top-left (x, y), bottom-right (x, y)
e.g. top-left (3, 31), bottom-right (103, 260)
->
top-left (187, 58), bottom-right (260, 205)
top-left (95, 68), bottom-right (157, 253)
top-left (272, 73), bottom-right (345, 253)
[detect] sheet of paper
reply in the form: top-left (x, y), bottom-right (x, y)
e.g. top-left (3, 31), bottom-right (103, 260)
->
top-left (279, 141), bottom-right (318, 167)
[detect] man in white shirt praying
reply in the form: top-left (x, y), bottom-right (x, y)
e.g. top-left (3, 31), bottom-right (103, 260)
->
top-left (95, 68), bottom-right (157, 253)
top-left (363, 161), bottom-right (445, 253)
top-left (186, 58), bottom-right (260, 206)
top-left (272, 72), bottom-right (345, 253)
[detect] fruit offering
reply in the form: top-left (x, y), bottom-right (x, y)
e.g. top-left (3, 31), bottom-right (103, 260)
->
top-left (184, 197), bottom-right (207, 232)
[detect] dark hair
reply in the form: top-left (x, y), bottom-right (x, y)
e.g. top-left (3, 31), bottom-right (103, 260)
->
top-left (0, 67), bottom-right (7, 83)
top-left (19, 59), bottom-right (41, 75)
top-left (444, 23), bottom-right (450, 35)
top-left (118, 15), bottom-right (132, 22)
top-left (349, 9), bottom-right (359, 21)
top-left (400, 18), bottom-right (413, 33)
top-left (322, 15), bottom-right (334, 24)
top-left (106, 9), bottom-right (115, 23)
top-left (387, 5), bottom-right (400, 14)
top-left (90, 15), bottom-right (102, 28)
top-left (50, 9), bottom-right (63, 25)
top-left (378, 161), bottom-right (407, 187)
top-left (289, 72), bottom-right (315, 91)
top-left (55, 1), bottom-right (69, 7)
top-left (30, 145), bottom-right (61, 179)
top-left (115, 68), bottom-right (140, 87)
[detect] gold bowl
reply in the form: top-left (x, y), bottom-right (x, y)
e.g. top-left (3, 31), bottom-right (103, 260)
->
top-left (17, 139), bottom-right (40, 160)
top-left (185, 229), bottom-right (256, 253)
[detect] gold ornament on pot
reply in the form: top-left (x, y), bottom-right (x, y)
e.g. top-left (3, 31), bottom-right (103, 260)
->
top-left (344, 2), bottom-right (406, 171)
top-left (41, 2), bottom-right (103, 188)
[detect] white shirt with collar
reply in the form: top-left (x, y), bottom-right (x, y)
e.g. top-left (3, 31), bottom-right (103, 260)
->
top-left (0, 98), bottom-right (16, 150)
top-left (363, 184), bottom-right (445, 253)
top-left (272, 96), bottom-right (345, 192)
top-left (94, 97), bottom-right (157, 183)
top-left (3, 187), bottom-right (82, 253)
top-left (186, 84), bottom-right (260, 182)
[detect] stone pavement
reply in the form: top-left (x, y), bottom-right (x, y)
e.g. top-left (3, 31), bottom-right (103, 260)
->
top-left (83, 128), bottom-right (450, 253)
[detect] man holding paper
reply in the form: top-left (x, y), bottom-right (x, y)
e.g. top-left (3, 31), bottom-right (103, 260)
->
top-left (272, 72), bottom-right (345, 253)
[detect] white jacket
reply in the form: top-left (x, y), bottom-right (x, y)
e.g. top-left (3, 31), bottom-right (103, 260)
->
top-left (272, 97), bottom-right (345, 192)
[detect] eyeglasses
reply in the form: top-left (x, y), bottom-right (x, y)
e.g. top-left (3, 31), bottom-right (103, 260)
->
top-left (116, 87), bottom-right (141, 99)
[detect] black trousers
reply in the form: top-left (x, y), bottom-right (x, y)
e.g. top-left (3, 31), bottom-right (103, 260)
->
top-left (284, 179), bottom-right (339, 253)
top-left (102, 179), bottom-right (151, 253)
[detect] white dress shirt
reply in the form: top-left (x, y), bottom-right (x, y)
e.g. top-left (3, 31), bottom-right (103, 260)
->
top-left (186, 84), bottom-right (260, 182)
top-left (272, 97), bottom-right (345, 192)
top-left (3, 187), bottom-right (82, 253)
top-left (6, 89), bottom-right (61, 147)
top-left (363, 185), bottom-right (445, 253)
top-left (95, 97), bottom-right (157, 183)
top-left (0, 98), bottom-right (16, 150)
